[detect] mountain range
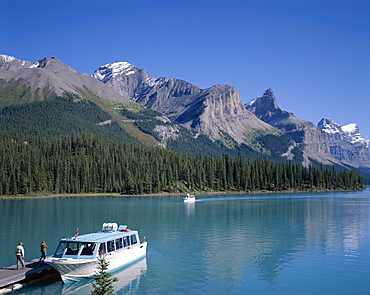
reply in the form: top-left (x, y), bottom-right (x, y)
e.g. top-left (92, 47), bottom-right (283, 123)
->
top-left (1, 54), bottom-right (370, 177)
top-left (246, 89), bottom-right (370, 174)
top-left (317, 118), bottom-right (370, 171)
top-left (92, 61), bottom-right (272, 144)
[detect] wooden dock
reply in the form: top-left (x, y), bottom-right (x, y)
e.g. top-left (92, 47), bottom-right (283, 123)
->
top-left (0, 258), bottom-right (59, 293)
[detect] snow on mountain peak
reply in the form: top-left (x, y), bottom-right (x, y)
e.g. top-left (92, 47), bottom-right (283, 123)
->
top-left (93, 61), bottom-right (168, 93)
top-left (0, 54), bottom-right (16, 63)
top-left (317, 118), bottom-right (342, 134)
top-left (110, 62), bottom-right (136, 76)
top-left (318, 118), bottom-right (369, 148)
top-left (0, 54), bottom-right (40, 69)
top-left (93, 61), bottom-right (137, 83)
top-left (341, 123), bottom-right (368, 146)
top-left (245, 98), bottom-right (257, 108)
top-left (341, 123), bottom-right (358, 134)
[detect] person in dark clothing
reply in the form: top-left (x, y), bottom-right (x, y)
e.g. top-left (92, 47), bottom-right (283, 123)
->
top-left (39, 241), bottom-right (47, 262)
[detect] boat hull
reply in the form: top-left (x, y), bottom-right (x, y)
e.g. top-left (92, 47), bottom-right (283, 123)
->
top-left (45, 242), bottom-right (147, 283)
top-left (183, 198), bottom-right (195, 202)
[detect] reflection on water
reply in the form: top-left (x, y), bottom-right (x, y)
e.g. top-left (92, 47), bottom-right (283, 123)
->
top-left (184, 201), bottom-right (195, 216)
top-left (14, 258), bottom-right (147, 295)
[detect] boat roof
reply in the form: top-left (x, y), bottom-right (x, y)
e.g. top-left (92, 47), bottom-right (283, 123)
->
top-left (61, 225), bottom-right (138, 243)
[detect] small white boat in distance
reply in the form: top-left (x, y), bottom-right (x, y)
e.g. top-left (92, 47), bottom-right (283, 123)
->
top-left (182, 193), bottom-right (195, 202)
top-left (45, 222), bottom-right (147, 283)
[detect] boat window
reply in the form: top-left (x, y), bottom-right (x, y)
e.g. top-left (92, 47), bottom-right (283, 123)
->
top-left (107, 240), bottom-right (115, 253)
top-left (80, 243), bottom-right (96, 256)
top-left (54, 242), bottom-right (68, 258)
top-left (116, 238), bottom-right (123, 250)
top-left (65, 242), bottom-right (82, 255)
top-left (130, 234), bottom-right (137, 245)
top-left (123, 236), bottom-right (130, 247)
top-left (99, 242), bottom-right (106, 255)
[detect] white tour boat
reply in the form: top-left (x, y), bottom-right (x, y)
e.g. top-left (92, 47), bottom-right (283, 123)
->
top-left (182, 193), bottom-right (196, 202)
top-left (44, 222), bottom-right (147, 283)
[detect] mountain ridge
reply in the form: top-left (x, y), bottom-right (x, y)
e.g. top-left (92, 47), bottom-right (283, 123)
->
top-left (0, 54), bottom-right (291, 161)
top-left (1, 54), bottom-right (369, 176)
top-left (0, 55), bottom-right (132, 104)
top-left (94, 60), bottom-right (370, 172)
top-left (0, 55), bottom-right (163, 145)
top-left (246, 89), bottom-right (370, 172)
top-left (246, 88), bottom-right (337, 165)
top-left (93, 61), bottom-right (275, 144)
top-left (317, 118), bottom-right (370, 171)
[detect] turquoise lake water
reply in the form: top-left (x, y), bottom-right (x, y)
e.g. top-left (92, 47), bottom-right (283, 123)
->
top-left (1, 190), bottom-right (370, 294)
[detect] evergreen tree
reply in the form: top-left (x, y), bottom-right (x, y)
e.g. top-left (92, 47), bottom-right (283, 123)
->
top-left (0, 131), bottom-right (365, 196)
top-left (91, 256), bottom-right (118, 295)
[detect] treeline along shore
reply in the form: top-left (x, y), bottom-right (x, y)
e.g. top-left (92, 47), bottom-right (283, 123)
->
top-left (0, 132), bottom-right (364, 197)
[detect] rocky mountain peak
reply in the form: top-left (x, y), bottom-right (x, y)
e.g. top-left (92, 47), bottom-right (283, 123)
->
top-left (342, 123), bottom-right (369, 148)
top-left (0, 54), bottom-right (39, 70)
top-left (317, 118), bottom-right (342, 134)
top-left (342, 123), bottom-right (359, 136)
top-left (263, 88), bottom-right (276, 98)
top-left (36, 56), bottom-right (77, 74)
top-left (247, 89), bottom-right (339, 165)
top-left (93, 61), bottom-right (167, 100)
top-left (318, 118), bottom-right (369, 146)
top-left (93, 61), bottom-right (272, 144)
top-left (246, 88), bottom-right (286, 123)
top-left (93, 61), bottom-right (138, 83)
top-left (0, 55), bottom-right (77, 74)
top-left (0, 55), bottom-right (131, 104)
top-left (318, 118), bottom-right (370, 167)
top-left (0, 54), bottom-right (16, 64)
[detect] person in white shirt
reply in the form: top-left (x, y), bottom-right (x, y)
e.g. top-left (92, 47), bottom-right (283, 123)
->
top-left (15, 242), bottom-right (25, 270)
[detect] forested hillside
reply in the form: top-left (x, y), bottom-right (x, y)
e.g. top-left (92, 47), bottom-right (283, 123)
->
top-left (0, 90), bottom-right (303, 162)
top-left (0, 92), bottom-right (140, 144)
top-left (0, 91), bottom-right (365, 196)
top-left (0, 132), bottom-right (364, 196)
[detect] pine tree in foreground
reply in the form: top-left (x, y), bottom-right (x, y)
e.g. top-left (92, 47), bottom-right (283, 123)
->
top-left (91, 256), bottom-right (118, 295)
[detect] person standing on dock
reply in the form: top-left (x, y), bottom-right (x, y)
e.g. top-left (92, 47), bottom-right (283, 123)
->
top-left (15, 242), bottom-right (25, 270)
top-left (39, 241), bottom-right (47, 262)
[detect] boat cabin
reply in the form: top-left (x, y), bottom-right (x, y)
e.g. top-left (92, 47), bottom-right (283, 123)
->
top-left (52, 223), bottom-right (141, 259)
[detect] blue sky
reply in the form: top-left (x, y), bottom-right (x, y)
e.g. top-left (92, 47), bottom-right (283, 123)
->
top-left (1, 0), bottom-right (369, 138)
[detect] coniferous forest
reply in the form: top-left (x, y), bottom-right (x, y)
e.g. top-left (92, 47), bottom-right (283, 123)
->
top-left (0, 131), bottom-right (364, 196)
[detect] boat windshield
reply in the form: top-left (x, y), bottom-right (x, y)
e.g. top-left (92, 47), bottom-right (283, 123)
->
top-left (54, 241), bottom-right (96, 257)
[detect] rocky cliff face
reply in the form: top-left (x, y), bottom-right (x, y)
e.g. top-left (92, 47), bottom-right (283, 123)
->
top-left (318, 118), bottom-right (370, 169)
top-left (94, 62), bottom-right (273, 144)
top-left (246, 89), bottom-right (339, 165)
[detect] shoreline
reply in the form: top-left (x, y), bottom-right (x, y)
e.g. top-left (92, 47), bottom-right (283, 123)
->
top-left (0, 187), bottom-right (365, 199)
